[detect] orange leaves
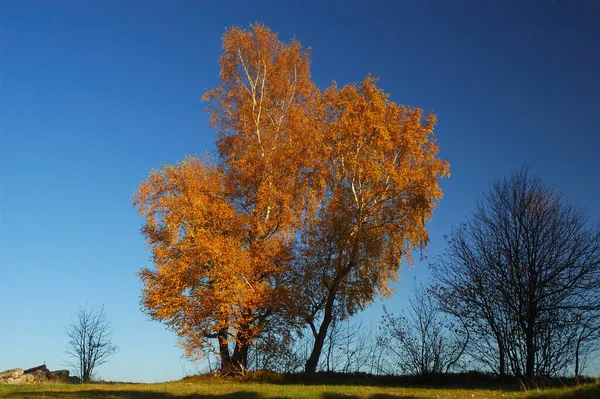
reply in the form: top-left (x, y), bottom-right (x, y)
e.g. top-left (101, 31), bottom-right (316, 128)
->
top-left (204, 24), bottom-right (320, 240)
top-left (135, 108), bottom-right (308, 363)
top-left (134, 24), bottom-right (449, 370)
top-left (133, 158), bottom-right (252, 354)
top-left (296, 75), bottom-right (450, 319)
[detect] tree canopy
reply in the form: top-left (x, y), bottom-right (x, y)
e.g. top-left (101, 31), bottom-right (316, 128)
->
top-left (134, 24), bottom-right (449, 375)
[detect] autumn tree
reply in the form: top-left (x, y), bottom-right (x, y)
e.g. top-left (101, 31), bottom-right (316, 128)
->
top-left (135, 25), bottom-right (449, 377)
top-left (431, 168), bottom-right (600, 377)
top-left (134, 25), bottom-right (318, 374)
top-left (296, 77), bottom-right (449, 376)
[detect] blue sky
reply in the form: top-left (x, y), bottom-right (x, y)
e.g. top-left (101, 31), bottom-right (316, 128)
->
top-left (1, 0), bottom-right (599, 382)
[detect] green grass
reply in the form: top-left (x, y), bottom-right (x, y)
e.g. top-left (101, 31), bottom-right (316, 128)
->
top-left (0, 381), bottom-right (599, 399)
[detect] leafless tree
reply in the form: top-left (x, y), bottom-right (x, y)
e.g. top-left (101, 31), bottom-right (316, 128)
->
top-left (378, 283), bottom-right (468, 375)
top-left (431, 167), bottom-right (600, 377)
top-left (247, 329), bottom-right (304, 373)
top-left (572, 309), bottom-right (600, 377)
top-left (320, 317), bottom-right (377, 374)
top-left (65, 304), bottom-right (118, 382)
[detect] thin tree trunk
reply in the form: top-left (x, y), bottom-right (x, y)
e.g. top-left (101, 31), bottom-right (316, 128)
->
top-left (525, 325), bottom-right (535, 378)
top-left (232, 334), bottom-right (250, 373)
top-left (498, 340), bottom-right (506, 377)
top-left (305, 290), bottom-right (336, 378)
top-left (574, 338), bottom-right (581, 378)
top-left (217, 328), bottom-right (235, 374)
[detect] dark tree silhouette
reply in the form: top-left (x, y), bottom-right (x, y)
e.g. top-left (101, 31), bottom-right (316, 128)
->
top-left (432, 167), bottom-right (600, 377)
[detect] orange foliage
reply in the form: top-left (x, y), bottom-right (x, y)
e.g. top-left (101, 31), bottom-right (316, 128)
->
top-left (203, 24), bottom-right (320, 237)
top-left (300, 77), bottom-right (449, 373)
top-left (135, 25), bottom-right (319, 371)
top-left (134, 24), bottom-right (449, 374)
top-left (317, 76), bottom-right (448, 304)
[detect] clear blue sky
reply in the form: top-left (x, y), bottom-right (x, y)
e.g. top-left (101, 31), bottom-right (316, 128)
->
top-left (1, 0), bottom-right (599, 382)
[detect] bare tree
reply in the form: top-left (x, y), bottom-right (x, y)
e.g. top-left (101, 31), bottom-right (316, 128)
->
top-left (572, 309), bottom-right (600, 377)
top-left (378, 283), bottom-right (468, 375)
top-left (247, 328), bottom-right (305, 373)
top-left (65, 304), bottom-right (118, 382)
top-left (431, 167), bottom-right (600, 377)
top-left (320, 316), bottom-right (377, 374)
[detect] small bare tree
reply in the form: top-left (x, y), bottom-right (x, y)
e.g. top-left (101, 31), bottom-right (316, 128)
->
top-left (65, 304), bottom-right (118, 382)
top-left (379, 283), bottom-right (468, 375)
top-left (248, 328), bottom-right (305, 373)
top-left (320, 317), bottom-right (378, 374)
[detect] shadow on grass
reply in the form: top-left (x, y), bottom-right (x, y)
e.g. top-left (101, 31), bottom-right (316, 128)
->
top-left (236, 371), bottom-right (518, 390)
top-left (5, 384), bottom-right (598, 399)
top-left (236, 371), bottom-right (600, 393)
top-left (3, 391), bottom-right (260, 399)
top-left (528, 383), bottom-right (600, 399)
top-left (369, 396), bottom-right (422, 399)
top-left (2, 390), bottom-right (442, 399)
top-left (322, 395), bottom-right (421, 399)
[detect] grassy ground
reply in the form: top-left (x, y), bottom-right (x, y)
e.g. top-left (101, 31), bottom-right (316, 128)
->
top-left (0, 381), bottom-right (599, 399)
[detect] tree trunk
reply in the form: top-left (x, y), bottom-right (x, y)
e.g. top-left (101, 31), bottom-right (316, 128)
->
top-left (525, 324), bottom-right (535, 378)
top-left (574, 337), bottom-right (581, 378)
top-left (79, 365), bottom-right (90, 383)
top-left (217, 328), bottom-right (235, 374)
top-left (230, 319), bottom-right (253, 374)
top-left (498, 340), bottom-right (506, 377)
top-left (232, 338), bottom-right (249, 373)
top-left (305, 290), bottom-right (336, 378)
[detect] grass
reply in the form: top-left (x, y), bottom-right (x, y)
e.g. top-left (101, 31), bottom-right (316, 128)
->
top-left (1, 380), bottom-right (599, 399)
